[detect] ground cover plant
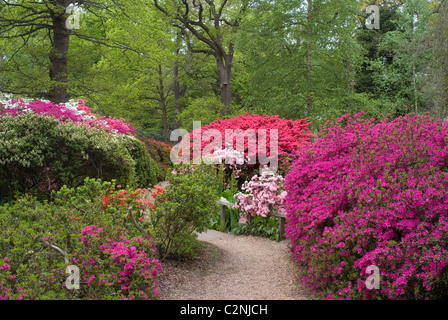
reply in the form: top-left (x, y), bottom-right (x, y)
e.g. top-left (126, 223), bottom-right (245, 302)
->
top-left (284, 112), bottom-right (448, 300)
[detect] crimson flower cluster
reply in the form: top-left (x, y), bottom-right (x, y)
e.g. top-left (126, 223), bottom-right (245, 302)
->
top-left (189, 114), bottom-right (312, 166)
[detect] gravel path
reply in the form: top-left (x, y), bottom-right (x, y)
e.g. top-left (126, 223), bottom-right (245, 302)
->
top-left (157, 229), bottom-right (314, 300)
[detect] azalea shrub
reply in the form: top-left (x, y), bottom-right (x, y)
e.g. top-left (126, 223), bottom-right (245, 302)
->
top-left (182, 114), bottom-right (312, 185)
top-left (0, 97), bottom-right (137, 135)
top-left (0, 112), bottom-right (159, 202)
top-left (0, 178), bottom-right (162, 300)
top-left (0, 113), bottom-right (135, 201)
top-left (284, 112), bottom-right (448, 300)
top-left (149, 163), bottom-right (220, 260)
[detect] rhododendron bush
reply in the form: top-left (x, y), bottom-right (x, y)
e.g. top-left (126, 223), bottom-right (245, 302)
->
top-left (284, 113), bottom-right (448, 300)
top-left (0, 99), bottom-right (160, 201)
top-left (183, 114), bottom-right (312, 182)
top-left (0, 97), bottom-right (137, 135)
top-left (234, 169), bottom-right (287, 224)
top-left (0, 178), bottom-right (162, 300)
top-left (151, 163), bottom-right (220, 260)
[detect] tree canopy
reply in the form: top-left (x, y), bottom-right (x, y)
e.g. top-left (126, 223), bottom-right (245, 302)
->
top-left (1, 0), bottom-right (446, 139)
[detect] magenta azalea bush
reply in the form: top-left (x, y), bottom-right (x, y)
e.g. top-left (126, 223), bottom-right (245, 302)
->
top-left (284, 112), bottom-right (448, 300)
top-left (0, 97), bottom-right (136, 135)
top-left (74, 225), bottom-right (162, 300)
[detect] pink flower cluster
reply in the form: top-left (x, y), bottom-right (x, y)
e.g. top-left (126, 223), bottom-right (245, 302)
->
top-left (189, 114), bottom-right (312, 166)
top-left (234, 169), bottom-right (287, 223)
top-left (284, 112), bottom-right (448, 299)
top-left (77, 225), bottom-right (162, 299)
top-left (0, 257), bottom-right (27, 300)
top-left (207, 144), bottom-right (248, 178)
top-left (0, 98), bottom-right (136, 135)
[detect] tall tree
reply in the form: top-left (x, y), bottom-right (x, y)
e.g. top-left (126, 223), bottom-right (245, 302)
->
top-left (235, 0), bottom-right (362, 127)
top-left (153, 0), bottom-right (248, 115)
top-left (423, 0), bottom-right (448, 119)
top-left (0, 0), bottom-right (135, 103)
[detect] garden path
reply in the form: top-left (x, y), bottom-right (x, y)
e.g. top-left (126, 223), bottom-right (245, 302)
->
top-left (157, 229), bottom-right (314, 300)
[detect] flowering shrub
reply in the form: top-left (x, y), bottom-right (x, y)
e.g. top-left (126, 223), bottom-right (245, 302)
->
top-left (284, 112), bottom-right (448, 300)
top-left (0, 97), bottom-right (137, 135)
top-left (191, 114), bottom-right (311, 159)
top-left (208, 144), bottom-right (246, 176)
top-left (102, 186), bottom-right (156, 212)
top-left (0, 178), bottom-right (162, 300)
top-left (74, 225), bottom-right (162, 300)
top-left (0, 112), bottom-right (159, 201)
top-left (183, 114), bottom-right (312, 182)
top-left (149, 163), bottom-right (219, 260)
top-left (0, 112), bottom-right (137, 201)
top-left (234, 169), bottom-right (287, 224)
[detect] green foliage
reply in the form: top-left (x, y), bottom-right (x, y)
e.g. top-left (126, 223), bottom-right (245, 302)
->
top-left (0, 178), bottom-right (161, 300)
top-left (0, 113), bottom-right (137, 201)
top-left (148, 163), bottom-right (220, 260)
top-left (137, 136), bottom-right (172, 181)
top-left (211, 188), bottom-right (280, 241)
top-left (232, 216), bottom-right (280, 242)
top-left (177, 96), bottom-right (223, 131)
top-left (125, 138), bottom-right (159, 187)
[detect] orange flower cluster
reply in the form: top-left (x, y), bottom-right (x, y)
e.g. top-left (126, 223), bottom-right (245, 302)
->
top-left (101, 185), bottom-right (166, 212)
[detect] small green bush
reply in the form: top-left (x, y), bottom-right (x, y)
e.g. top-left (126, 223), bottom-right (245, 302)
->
top-left (149, 163), bottom-right (220, 260)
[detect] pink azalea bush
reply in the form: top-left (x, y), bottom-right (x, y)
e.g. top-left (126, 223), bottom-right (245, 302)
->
top-left (284, 112), bottom-right (448, 299)
top-left (234, 169), bottom-right (287, 224)
top-left (0, 97), bottom-right (136, 135)
top-left (75, 225), bottom-right (162, 300)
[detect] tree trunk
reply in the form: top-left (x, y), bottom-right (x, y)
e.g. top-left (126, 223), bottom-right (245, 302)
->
top-left (216, 46), bottom-right (233, 115)
top-left (305, 0), bottom-right (313, 118)
top-left (173, 56), bottom-right (186, 129)
top-left (48, 7), bottom-right (70, 103)
top-left (306, 41), bottom-right (313, 117)
top-left (412, 55), bottom-right (418, 114)
top-left (158, 64), bottom-right (169, 143)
